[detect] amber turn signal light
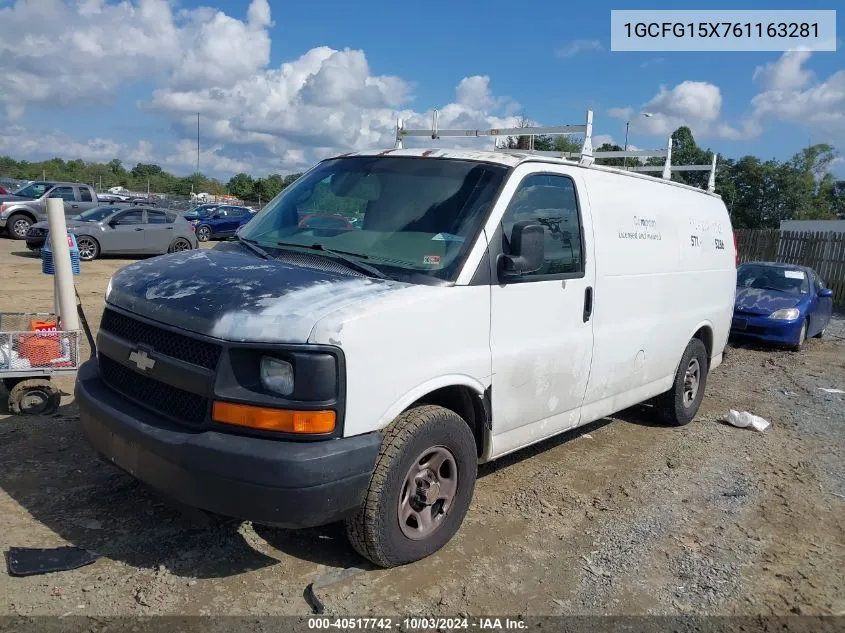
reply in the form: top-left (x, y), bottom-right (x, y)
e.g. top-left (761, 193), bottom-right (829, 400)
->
top-left (212, 401), bottom-right (336, 434)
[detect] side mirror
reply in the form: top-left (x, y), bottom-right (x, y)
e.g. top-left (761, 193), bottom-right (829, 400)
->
top-left (818, 288), bottom-right (833, 298)
top-left (497, 221), bottom-right (545, 278)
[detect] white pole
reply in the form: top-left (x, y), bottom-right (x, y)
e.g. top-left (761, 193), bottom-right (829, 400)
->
top-left (46, 198), bottom-right (80, 332)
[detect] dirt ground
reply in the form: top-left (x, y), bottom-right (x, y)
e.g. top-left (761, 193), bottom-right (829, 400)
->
top-left (0, 236), bottom-right (844, 619)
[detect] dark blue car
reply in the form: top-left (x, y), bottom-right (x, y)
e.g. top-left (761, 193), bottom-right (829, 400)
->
top-left (183, 204), bottom-right (254, 242)
top-left (731, 261), bottom-right (834, 351)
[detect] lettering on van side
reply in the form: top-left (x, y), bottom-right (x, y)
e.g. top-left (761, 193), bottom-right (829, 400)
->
top-left (618, 215), bottom-right (661, 241)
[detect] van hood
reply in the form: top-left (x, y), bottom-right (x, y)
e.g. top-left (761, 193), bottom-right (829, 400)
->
top-left (106, 245), bottom-right (410, 344)
top-left (734, 286), bottom-right (803, 316)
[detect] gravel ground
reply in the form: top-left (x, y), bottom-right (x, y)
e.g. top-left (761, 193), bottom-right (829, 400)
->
top-left (0, 238), bottom-right (843, 619)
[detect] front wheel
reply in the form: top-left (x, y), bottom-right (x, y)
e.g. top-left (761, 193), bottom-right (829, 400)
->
top-left (655, 338), bottom-right (709, 427)
top-left (345, 405), bottom-right (477, 568)
top-left (792, 320), bottom-right (808, 351)
top-left (196, 225), bottom-right (211, 242)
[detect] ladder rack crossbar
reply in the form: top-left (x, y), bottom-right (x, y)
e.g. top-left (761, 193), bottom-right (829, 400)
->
top-left (391, 109), bottom-right (718, 193)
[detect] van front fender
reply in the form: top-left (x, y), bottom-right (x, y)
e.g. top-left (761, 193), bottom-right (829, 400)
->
top-left (375, 374), bottom-right (489, 431)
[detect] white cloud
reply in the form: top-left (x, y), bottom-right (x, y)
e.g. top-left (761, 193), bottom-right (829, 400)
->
top-left (750, 51), bottom-right (845, 140)
top-left (0, 125), bottom-right (154, 164)
top-left (752, 50), bottom-right (814, 91)
top-left (0, 0), bottom-right (524, 176)
top-left (555, 39), bottom-right (602, 58)
top-left (610, 81), bottom-right (758, 141)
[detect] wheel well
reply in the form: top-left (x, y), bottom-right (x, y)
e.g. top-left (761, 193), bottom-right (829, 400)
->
top-left (693, 325), bottom-right (713, 359)
top-left (8, 209), bottom-right (36, 222)
top-left (409, 385), bottom-right (487, 457)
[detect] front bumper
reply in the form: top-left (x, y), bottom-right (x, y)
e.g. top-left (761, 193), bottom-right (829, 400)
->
top-left (0, 218), bottom-right (6, 229)
top-left (730, 313), bottom-right (804, 346)
top-left (75, 358), bottom-right (381, 528)
top-left (26, 235), bottom-right (46, 250)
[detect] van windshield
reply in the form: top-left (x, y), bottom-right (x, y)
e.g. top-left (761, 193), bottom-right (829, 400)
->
top-left (239, 156), bottom-right (507, 282)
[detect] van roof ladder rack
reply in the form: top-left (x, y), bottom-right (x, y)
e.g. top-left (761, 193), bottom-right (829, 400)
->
top-left (392, 109), bottom-right (718, 193)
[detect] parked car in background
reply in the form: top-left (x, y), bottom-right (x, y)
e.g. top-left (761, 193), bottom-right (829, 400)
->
top-left (185, 204), bottom-right (255, 241)
top-left (731, 261), bottom-right (834, 350)
top-left (25, 206), bottom-right (197, 261)
top-left (0, 185), bottom-right (8, 195)
top-left (0, 181), bottom-right (100, 239)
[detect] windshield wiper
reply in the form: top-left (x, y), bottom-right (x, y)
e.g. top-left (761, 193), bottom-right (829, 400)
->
top-left (235, 234), bottom-right (272, 260)
top-left (277, 241), bottom-right (388, 280)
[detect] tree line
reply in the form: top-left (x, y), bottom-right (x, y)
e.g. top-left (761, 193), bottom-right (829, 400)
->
top-left (0, 156), bottom-right (304, 206)
top-left (2, 125), bottom-right (843, 227)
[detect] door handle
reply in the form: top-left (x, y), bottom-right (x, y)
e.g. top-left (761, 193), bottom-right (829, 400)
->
top-left (583, 286), bottom-right (594, 323)
top-left (71, 204), bottom-right (79, 209)
top-left (166, 226), bottom-right (173, 230)
top-left (134, 227), bottom-right (144, 231)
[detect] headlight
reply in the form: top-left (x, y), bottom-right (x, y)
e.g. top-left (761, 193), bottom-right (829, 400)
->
top-left (260, 356), bottom-right (294, 396)
top-left (769, 308), bottom-right (800, 320)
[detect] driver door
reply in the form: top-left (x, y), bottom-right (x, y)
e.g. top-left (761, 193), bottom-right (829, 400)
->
top-left (488, 166), bottom-right (596, 458)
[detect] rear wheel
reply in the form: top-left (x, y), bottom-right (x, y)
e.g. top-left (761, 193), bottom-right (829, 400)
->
top-left (345, 405), bottom-right (477, 568)
top-left (813, 323), bottom-right (825, 339)
top-left (7, 214), bottom-right (33, 240)
top-left (76, 236), bottom-right (100, 261)
top-left (655, 338), bottom-right (709, 427)
top-left (168, 237), bottom-right (193, 253)
top-left (196, 225), bottom-right (211, 242)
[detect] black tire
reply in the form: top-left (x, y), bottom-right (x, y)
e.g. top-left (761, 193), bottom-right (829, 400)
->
top-left (655, 338), bottom-right (709, 427)
top-left (76, 235), bottom-right (100, 261)
top-left (8, 379), bottom-right (61, 416)
top-left (792, 320), bottom-right (808, 351)
top-left (7, 213), bottom-right (33, 240)
top-left (812, 323), bottom-right (825, 339)
top-left (345, 405), bottom-right (477, 568)
top-left (168, 237), bottom-right (193, 253)
top-left (196, 225), bottom-right (212, 242)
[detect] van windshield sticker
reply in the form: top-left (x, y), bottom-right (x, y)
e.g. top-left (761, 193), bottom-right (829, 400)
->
top-left (423, 255), bottom-right (441, 265)
top-left (784, 270), bottom-right (805, 279)
top-left (431, 233), bottom-right (465, 242)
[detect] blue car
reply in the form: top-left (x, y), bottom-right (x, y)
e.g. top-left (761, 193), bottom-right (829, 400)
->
top-left (731, 261), bottom-right (834, 351)
top-left (183, 204), bottom-right (254, 242)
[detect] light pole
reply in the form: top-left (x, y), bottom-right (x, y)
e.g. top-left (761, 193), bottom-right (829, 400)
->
top-left (624, 112), bottom-right (654, 170)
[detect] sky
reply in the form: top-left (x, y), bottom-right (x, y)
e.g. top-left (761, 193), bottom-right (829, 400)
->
top-left (0, 0), bottom-right (843, 180)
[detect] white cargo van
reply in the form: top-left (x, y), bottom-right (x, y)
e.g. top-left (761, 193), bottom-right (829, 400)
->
top-left (77, 111), bottom-right (736, 568)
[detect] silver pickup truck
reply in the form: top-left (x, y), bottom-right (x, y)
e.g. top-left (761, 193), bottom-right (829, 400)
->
top-left (0, 181), bottom-right (100, 239)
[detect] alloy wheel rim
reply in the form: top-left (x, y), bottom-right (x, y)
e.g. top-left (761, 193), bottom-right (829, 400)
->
top-left (13, 219), bottom-right (30, 237)
top-left (77, 238), bottom-right (96, 259)
top-left (398, 446), bottom-right (458, 540)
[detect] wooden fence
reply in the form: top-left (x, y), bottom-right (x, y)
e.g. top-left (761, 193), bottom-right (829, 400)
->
top-left (735, 229), bottom-right (845, 305)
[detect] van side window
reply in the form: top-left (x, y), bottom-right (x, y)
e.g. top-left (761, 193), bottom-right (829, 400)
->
top-left (500, 174), bottom-right (583, 277)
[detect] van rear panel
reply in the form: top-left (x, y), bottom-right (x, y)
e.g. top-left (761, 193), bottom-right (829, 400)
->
top-left (581, 170), bottom-right (735, 411)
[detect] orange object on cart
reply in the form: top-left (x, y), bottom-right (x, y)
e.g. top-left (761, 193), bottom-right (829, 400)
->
top-left (30, 320), bottom-right (57, 332)
top-left (18, 334), bottom-right (60, 367)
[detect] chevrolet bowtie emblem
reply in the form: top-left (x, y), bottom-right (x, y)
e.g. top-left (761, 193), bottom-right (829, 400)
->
top-left (128, 349), bottom-right (156, 371)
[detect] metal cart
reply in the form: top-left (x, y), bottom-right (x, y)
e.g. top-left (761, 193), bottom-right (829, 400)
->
top-left (0, 312), bottom-right (82, 415)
